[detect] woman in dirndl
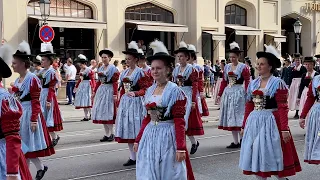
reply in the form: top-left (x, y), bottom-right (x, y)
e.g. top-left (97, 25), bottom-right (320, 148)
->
top-left (74, 54), bottom-right (96, 121)
top-left (300, 73), bottom-right (320, 165)
top-left (298, 57), bottom-right (318, 116)
top-left (11, 41), bottom-right (55, 180)
top-left (217, 42), bottom-right (250, 148)
top-left (134, 40), bottom-right (195, 180)
top-left (115, 41), bottom-right (152, 166)
top-left (38, 46), bottom-right (64, 146)
top-left (0, 44), bottom-right (32, 180)
top-left (213, 60), bottom-right (225, 105)
top-left (187, 44), bottom-right (209, 117)
top-left (288, 53), bottom-right (307, 119)
top-left (92, 49), bottom-right (120, 142)
top-left (240, 45), bottom-right (302, 180)
top-left (173, 41), bottom-right (204, 155)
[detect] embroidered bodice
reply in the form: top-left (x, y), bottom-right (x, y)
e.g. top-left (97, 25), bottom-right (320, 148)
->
top-left (176, 72), bottom-right (192, 87)
top-left (252, 89), bottom-right (277, 110)
top-left (146, 94), bottom-right (173, 122)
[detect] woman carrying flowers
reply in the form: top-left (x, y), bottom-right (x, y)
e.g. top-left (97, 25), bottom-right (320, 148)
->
top-left (134, 40), bottom-right (195, 180)
top-left (240, 45), bottom-right (301, 180)
top-left (217, 42), bottom-right (250, 148)
top-left (115, 41), bottom-right (152, 166)
top-left (297, 57), bottom-right (318, 116)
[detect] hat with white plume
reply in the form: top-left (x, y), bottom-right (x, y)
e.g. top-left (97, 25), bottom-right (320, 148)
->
top-left (0, 44), bottom-right (13, 78)
top-left (147, 40), bottom-right (175, 63)
top-left (77, 54), bottom-right (87, 63)
top-left (228, 41), bottom-right (243, 53)
top-left (256, 44), bottom-right (281, 68)
top-left (122, 41), bottom-right (140, 58)
top-left (137, 49), bottom-right (146, 60)
top-left (33, 55), bottom-right (42, 64)
top-left (99, 48), bottom-right (113, 58)
top-left (174, 41), bottom-right (190, 54)
top-left (187, 44), bottom-right (198, 60)
top-left (13, 41), bottom-right (33, 60)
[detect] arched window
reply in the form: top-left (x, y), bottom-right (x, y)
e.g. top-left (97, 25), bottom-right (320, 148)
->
top-left (125, 3), bottom-right (173, 23)
top-left (27, 0), bottom-right (93, 19)
top-left (225, 4), bottom-right (246, 26)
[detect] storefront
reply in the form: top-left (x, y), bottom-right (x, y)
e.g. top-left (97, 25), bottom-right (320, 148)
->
top-left (1, 0), bottom-right (282, 87)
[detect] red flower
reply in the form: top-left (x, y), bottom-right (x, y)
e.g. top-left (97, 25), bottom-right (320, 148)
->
top-left (177, 75), bottom-right (184, 79)
top-left (305, 76), bottom-right (311, 79)
top-left (317, 86), bottom-right (320, 91)
top-left (252, 90), bottom-right (264, 96)
top-left (98, 72), bottom-right (104, 76)
top-left (122, 77), bottom-right (131, 83)
top-left (11, 86), bottom-right (19, 93)
top-left (146, 102), bottom-right (157, 110)
top-left (228, 71), bottom-right (235, 76)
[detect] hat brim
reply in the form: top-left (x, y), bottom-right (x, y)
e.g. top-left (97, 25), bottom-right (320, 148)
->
top-left (99, 50), bottom-right (114, 58)
top-left (315, 55), bottom-right (320, 58)
top-left (228, 49), bottom-right (244, 53)
top-left (174, 49), bottom-right (190, 54)
top-left (0, 58), bottom-right (12, 78)
top-left (257, 52), bottom-right (281, 68)
top-left (147, 54), bottom-right (175, 64)
top-left (122, 51), bottom-right (140, 57)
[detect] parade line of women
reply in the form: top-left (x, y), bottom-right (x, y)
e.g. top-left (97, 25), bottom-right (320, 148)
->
top-left (0, 39), bottom-right (319, 180)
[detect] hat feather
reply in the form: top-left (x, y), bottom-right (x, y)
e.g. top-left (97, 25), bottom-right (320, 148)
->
top-left (264, 44), bottom-right (280, 59)
top-left (229, 41), bottom-right (240, 50)
top-left (36, 55), bottom-right (42, 61)
top-left (0, 44), bottom-right (13, 66)
top-left (128, 41), bottom-right (139, 50)
top-left (149, 40), bottom-right (169, 55)
top-left (188, 44), bottom-right (197, 52)
top-left (18, 41), bottom-right (31, 55)
top-left (78, 54), bottom-right (87, 60)
top-left (137, 49), bottom-right (144, 55)
top-left (179, 41), bottom-right (188, 48)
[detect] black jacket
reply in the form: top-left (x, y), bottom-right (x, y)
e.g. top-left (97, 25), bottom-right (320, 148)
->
top-left (298, 71), bottom-right (319, 98)
top-left (288, 66), bottom-right (307, 86)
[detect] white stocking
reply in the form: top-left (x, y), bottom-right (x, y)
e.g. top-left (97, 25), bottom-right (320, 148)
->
top-left (103, 124), bottom-right (113, 137)
top-left (232, 131), bottom-right (239, 144)
top-left (83, 109), bottom-right (88, 118)
top-left (49, 132), bottom-right (57, 140)
top-left (188, 136), bottom-right (197, 145)
top-left (29, 158), bottom-right (44, 171)
top-left (128, 143), bottom-right (136, 160)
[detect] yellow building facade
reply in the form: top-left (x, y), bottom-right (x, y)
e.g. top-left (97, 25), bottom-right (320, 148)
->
top-left (0, 0), bottom-right (284, 87)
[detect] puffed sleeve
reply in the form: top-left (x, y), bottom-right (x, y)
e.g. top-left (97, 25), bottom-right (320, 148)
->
top-left (275, 86), bottom-right (290, 131)
top-left (300, 82), bottom-right (316, 119)
top-left (242, 101), bottom-right (254, 129)
top-left (134, 73), bottom-right (153, 97)
top-left (30, 78), bottom-right (42, 122)
top-left (189, 69), bottom-right (199, 102)
top-left (172, 99), bottom-right (187, 150)
top-left (112, 72), bottom-right (120, 96)
top-left (198, 70), bottom-right (204, 93)
top-left (46, 73), bottom-right (57, 103)
top-left (242, 66), bottom-right (251, 91)
top-left (1, 99), bottom-right (23, 175)
top-left (135, 115), bottom-right (151, 143)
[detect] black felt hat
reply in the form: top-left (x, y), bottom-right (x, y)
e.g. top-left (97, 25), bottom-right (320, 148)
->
top-left (99, 49), bottom-right (114, 58)
top-left (256, 45), bottom-right (281, 68)
top-left (76, 54), bottom-right (88, 63)
top-left (227, 42), bottom-right (244, 53)
top-left (33, 55), bottom-right (42, 65)
top-left (147, 40), bottom-right (175, 65)
top-left (12, 41), bottom-right (34, 61)
top-left (293, 53), bottom-right (302, 58)
top-left (304, 56), bottom-right (316, 64)
top-left (122, 41), bottom-right (141, 58)
top-left (137, 49), bottom-right (146, 60)
top-left (0, 44), bottom-right (13, 78)
top-left (314, 54), bottom-right (320, 58)
top-left (174, 41), bottom-right (191, 54)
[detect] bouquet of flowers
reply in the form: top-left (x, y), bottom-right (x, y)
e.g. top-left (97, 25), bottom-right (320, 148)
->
top-left (97, 72), bottom-right (104, 76)
top-left (227, 71), bottom-right (236, 87)
top-left (228, 71), bottom-right (235, 76)
top-left (122, 77), bottom-right (131, 83)
top-left (252, 90), bottom-right (264, 97)
top-left (122, 77), bottom-right (132, 93)
top-left (252, 90), bottom-right (264, 110)
top-left (177, 75), bottom-right (184, 87)
top-left (146, 102), bottom-right (165, 125)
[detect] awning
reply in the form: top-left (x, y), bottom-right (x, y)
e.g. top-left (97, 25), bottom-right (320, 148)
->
top-left (28, 15), bottom-right (107, 29)
top-left (203, 31), bottom-right (226, 41)
top-left (265, 33), bottom-right (286, 43)
top-left (225, 25), bottom-right (261, 36)
top-left (125, 20), bottom-right (188, 32)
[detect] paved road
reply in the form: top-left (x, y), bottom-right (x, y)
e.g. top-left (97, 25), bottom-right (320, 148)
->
top-left (29, 99), bottom-right (319, 180)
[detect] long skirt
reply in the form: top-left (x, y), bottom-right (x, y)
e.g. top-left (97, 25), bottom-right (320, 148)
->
top-left (288, 78), bottom-right (301, 111)
top-left (0, 139), bottom-right (32, 180)
top-left (40, 88), bottom-right (64, 132)
top-left (136, 121), bottom-right (187, 180)
top-left (299, 87), bottom-right (309, 116)
top-left (240, 110), bottom-right (283, 174)
top-left (242, 110), bottom-right (301, 178)
top-left (304, 102), bottom-right (320, 164)
top-left (181, 86), bottom-right (204, 136)
top-left (115, 95), bottom-right (145, 143)
top-left (213, 78), bottom-right (222, 105)
top-left (200, 97), bottom-right (209, 116)
top-left (218, 85), bottom-right (245, 131)
top-left (20, 101), bottom-right (55, 158)
top-left (92, 84), bottom-right (116, 124)
top-left (74, 80), bottom-right (92, 109)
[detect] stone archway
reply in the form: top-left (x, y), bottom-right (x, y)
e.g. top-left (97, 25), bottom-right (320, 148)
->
top-left (281, 12), bottom-right (312, 56)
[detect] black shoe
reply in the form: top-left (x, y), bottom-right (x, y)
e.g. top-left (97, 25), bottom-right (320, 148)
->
top-left (294, 114), bottom-right (299, 119)
top-left (108, 134), bottom-right (115, 142)
top-left (190, 141), bottom-right (199, 155)
top-left (81, 118), bottom-right (89, 121)
top-left (35, 166), bottom-right (48, 180)
top-left (226, 142), bottom-right (240, 149)
top-left (123, 159), bottom-right (136, 166)
top-left (100, 136), bottom-right (109, 142)
top-left (52, 136), bottom-right (60, 147)
top-left (65, 103), bottom-right (72, 105)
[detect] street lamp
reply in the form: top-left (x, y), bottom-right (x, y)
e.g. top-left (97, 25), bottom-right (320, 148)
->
top-left (39, 0), bottom-right (51, 25)
top-left (293, 17), bottom-right (302, 54)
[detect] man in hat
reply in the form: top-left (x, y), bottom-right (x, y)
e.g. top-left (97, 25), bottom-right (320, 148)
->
top-left (281, 58), bottom-right (292, 86)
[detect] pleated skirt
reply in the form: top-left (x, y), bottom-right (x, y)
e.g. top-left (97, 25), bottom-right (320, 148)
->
top-left (74, 80), bottom-right (92, 109)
